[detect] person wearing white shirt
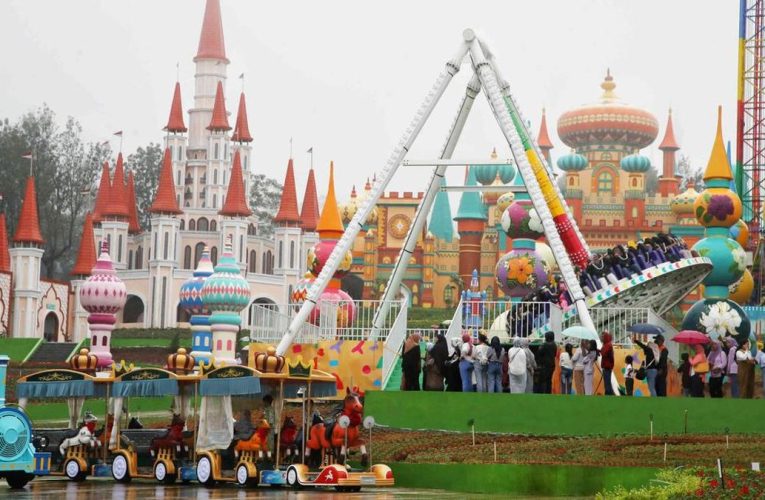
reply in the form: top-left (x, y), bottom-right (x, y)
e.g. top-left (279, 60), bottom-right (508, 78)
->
top-left (559, 344), bottom-right (574, 395)
top-left (571, 340), bottom-right (586, 395)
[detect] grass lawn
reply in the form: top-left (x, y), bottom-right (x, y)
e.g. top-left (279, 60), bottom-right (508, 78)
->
top-left (24, 396), bottom-right (176, 423)
top-left (0, 338), bottom-right (40, 362)
top-left (366, 391), bottom-right (765, 436)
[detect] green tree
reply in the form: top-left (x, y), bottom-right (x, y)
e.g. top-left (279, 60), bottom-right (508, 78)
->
top-left (249, 173), bottom-right (283, 237)
top-left (676, 154), bottom-right (703, 190)
top-left (127, 143), bottom-right (163, 229)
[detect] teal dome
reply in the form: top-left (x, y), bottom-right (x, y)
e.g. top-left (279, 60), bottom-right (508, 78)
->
top-left (620, 154), bottom-right (651, 173)
top-left (201, 240), bottom-right (250, 314)
top-left (497, 163), bottom-right (516, 184)
top-left (474, 164), bottom-right (499, 185)
top-left (556, 153), bottom-right (588, 172)
top-left (691, 237), bottom-right (746, 288)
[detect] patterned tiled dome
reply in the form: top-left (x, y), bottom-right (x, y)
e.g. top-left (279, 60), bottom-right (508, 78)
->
top-left (180, 246), bottom-right (214, 315)
top-left (201, 237), bottom-right (250, 313)
top-left (79, 241), bottom-right (127, 314)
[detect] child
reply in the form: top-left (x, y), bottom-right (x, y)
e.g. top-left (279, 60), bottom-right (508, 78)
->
top-left (677, 352), bottom-right (691, 397)
top-left (624, 355), bottom-right (636, 396)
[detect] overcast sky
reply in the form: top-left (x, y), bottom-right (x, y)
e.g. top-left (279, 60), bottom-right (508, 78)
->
top-left (1, 0), bottom-right (738, 205)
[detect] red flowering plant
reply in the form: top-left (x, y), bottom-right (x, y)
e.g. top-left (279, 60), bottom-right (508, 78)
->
top-left (680, 467), bottom-right (765, 499)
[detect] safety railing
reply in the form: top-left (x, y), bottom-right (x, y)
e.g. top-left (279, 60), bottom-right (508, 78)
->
top-left (443, 299), bottom-right (562, 342)
top-left (381, 299), bottom-right (408, 390)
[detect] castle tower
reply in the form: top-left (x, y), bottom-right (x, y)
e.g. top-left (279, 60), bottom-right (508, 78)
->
top-left (188, 0), bottom-right (228, 152)
top-left (537, 109), bottom-right (554, 165)
top-left (273, 158), bottom-right (302, 282)
top-left (100, 153), bottom-right (130, 270)
top-left (299, 167), bottom-right (320, 278)
top-left (658, 110), bottom-right (681, 197)
top-left (231, 91), bottom-right (253, 196)
top-left (148, 148), bottom-right (183, 328)
top-left (453, 167), bottom-right (487, 290)
top-left (207, 81), bottom-right (232, 211)
top-left (557, 151), bottom-right (588, 221)
top-left (0, 211), bottom-right (9, 274)
top-left (620, 154), bottom-right (651, 227)
top-left (164, 81), bottom-right (188, 210)
top-left (180, 246), bottom-right (214, 365)
top-left (218, 150), bottom-right (251, 271)
top-left (70, 212), bottom-right (97, 342)
top-left (126, 171), bottom-right (141, 235)
top-left (428, 176), bottom-right (454, 242)
top-left (10, 176), bottom-right (45, 338)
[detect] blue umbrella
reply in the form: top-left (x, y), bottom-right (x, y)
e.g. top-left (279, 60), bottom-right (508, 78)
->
top-left (627, 323), bottom-right (664, 335)
top-left (562, 326), bottom-right (599, 341)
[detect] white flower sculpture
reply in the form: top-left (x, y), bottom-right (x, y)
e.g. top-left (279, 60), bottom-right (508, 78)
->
top-left (700, 301), bottom-right (742, 338)
top-left (528, 208), bottom-right (544, 234)
top-left (731, 246), bottom-right (747, 273)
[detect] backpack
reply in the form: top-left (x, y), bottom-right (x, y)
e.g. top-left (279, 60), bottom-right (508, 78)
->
top-left (509, 348), bottom-right (526, 376)
top-left (476, 345), bottom-right (489, 366)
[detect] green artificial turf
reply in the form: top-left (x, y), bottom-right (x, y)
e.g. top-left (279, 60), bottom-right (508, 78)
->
top-left (0, 338), bottom-right (41, 362)
top-left (365, 391), bottom-right (765, 436)
top-left (389, 462), bottom-right (661, 496)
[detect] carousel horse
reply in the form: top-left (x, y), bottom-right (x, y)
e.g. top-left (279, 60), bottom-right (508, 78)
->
top-left (150, 414), bottom-right (185, 455)
top-left (128, 416), bottom-right (144, 429)
top-left (279, 416), bottom-right (299, 462)
top-left (59, 412), bottom-right (99, 456)
top-left (306, 388), bottom-right (368, 467)
top-left (234, 419), bottom-right (271, 457)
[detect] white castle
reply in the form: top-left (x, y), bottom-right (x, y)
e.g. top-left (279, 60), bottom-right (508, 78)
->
top-left (0, 0), bottom-right (320, 343)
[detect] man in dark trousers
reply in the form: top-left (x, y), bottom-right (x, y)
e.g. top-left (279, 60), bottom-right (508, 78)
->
top-left (654, 334), bottom-right (669, 397)
top-left (536, 331), bottom-right (558, 394)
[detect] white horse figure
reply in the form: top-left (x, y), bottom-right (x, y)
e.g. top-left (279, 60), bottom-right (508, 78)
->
top-left (60, 413), bottom-right (99, 456)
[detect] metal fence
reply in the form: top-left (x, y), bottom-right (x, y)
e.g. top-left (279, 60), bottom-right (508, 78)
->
top-left (444, 299), bottom-right (563, 342)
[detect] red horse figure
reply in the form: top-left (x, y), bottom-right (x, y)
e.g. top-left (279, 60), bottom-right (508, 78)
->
top-left (279, 416), bottom-right (299, 463)
top-left (306, 388), bottom-right (368, 467)
top-left (151, 414), bottom-right (185, 455)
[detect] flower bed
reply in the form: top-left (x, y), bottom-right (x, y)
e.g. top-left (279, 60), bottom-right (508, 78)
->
top-left (597, 467), bottom-right (765, 499)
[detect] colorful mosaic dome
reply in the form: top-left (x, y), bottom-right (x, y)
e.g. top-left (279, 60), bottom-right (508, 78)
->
top-left (620, 154), bottom-right (651, 173)
top-left (495, 192), bottom-right (515, 215)
top-left (80, 241), bottom-right (127, 315)
top-left (201, 237), bottom-right (250, 313)
top-left (291, 274), bottom-right (315, 305)
top-left (180, 246), bottom-right (214, 315)
top-left (307, 239), bottom-right (353, 278)
top-left (557, 70), bottom-right (659, 150)
top-left (556, 151), bottom-right (588, 172)
top-left (670, 186), bottom-right (699, 215)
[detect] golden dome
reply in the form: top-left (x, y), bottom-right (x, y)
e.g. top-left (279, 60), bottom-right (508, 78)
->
top-left (670, 186), bottom-right (699, 216)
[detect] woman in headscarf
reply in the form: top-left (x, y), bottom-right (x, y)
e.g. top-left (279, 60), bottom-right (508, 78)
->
top-left (445, 337), bottom-right (463, 391)
top-left (487, 336), bottom-right (504, 393)
top-left (689, 344), bottom-right (708, 397)
top-left (707, 340), bottom-right (726, 398)
top-left (725, 337), bottom-right (739, 398)
top-left (401, 332), bottom-right (422, 391)
top-left (424, 334), bottom-right (448, 391)
top-left (506, 338), bottom-right (527, 394)
top-left (521, 337), bottom-right (537, 393)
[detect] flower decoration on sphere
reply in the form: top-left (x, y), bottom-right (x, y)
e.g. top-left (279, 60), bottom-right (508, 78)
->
top-left (501, 200), bottom-right (544, 240)
top-left (534, 241), bottom-right (557, 274)
top-left (728, 219), bottom-right (750, 248)
top-left (495, 249), bottom-right (548, 298)
top-left (693, 190), bottom-right (742, 227)
top-left (307, 240), bottom-right (353, 278)
top-left (728, 269), bottom-right (754, 305)
top-left (309, 288), bottom-right (356, 327)
top-left (682, 299), bottom-right (750, 344)
top-left (180, 246), bottom-right (214, 315)
top-left (692, 237), bottom-right (746, 288)
top-left (495, 192), bottom-right (515, 216)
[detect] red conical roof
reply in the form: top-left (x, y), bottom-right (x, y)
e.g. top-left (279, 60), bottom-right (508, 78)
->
top-left (126, 171), bottom-right (141, 233)
top-left (219, 150), bottom-right (252, 216)
top-left (150, 148), bottom-right (183, 215)
top-left (92, 162), bottom-right (112, 223)
top-left (165, 82), bottom-right (187, 133)
top-left (659, 109), bottom-right (680, 150)
top-left (300, 168), bottom-right (320, 232)
top-left (207, 81), bottom-right (231, 131)
top-left (231, 92), bottom-right (253, 142)
top-left (0, 212), bottom-right (10, 272)
top-left (103, 153), bottom-right (129, 219)
top-left (70, 212), bottom-right (97, 276)
top-left (195, 0), bottom-right (228, 62)
top-left (537, 109), bottom-right (553, 149)
top-left (273, 158), bottom-right (300, 226)
top-left (13, 176), bottom-right (44, 245)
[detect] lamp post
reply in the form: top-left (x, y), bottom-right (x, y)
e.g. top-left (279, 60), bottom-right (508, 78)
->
top-left (297, 385), bottom-right (306, 465)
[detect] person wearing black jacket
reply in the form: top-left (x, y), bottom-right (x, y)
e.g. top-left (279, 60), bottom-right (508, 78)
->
top-left (654, 335), bottom-right (669, 397)
top-left (536, 331), bottom-right (558, 394)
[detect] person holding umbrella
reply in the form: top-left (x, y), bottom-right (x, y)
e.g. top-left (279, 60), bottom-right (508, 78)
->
top-left (633, 335), bottom-right (660, 397)
top-left (689, 344), bottom-right (709, 397)
top-left (654, 335), bottom-right (669, 397)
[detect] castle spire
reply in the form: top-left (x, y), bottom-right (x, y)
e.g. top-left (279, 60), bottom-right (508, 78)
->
top-left (195, 0), bottom-right (228, 63)
top-left (703, 106), bottom-right (732, 181)
top-left (231, 92), bottom-right (253, 142)
top-left (71, 212), bottom-right (97, 277)
top-left (537, 109), bottom-right (554, 150)
top-left (300, 167), bottom-right (320, 232)
top-left (454, 167), bottom-right (488, 221)
top-left (92, 161), bottom-right (111, 223)
top-left (273, 158), bottom-right (300, 226)
top-left (0, 211), bottom-right (10, 272)
top-left (429, 176), bottom-right (454, 242)
top-left (126, 171), bottom-right (141, 233)
top-left (165, 81), bottom-right (187, 133)
top-left (316, 161), bottom-right (344, 239)
top-left (659, 108), bottom-right (680, 151)
top-left (13, 176), bottom-right (44, 245)
top-left (218, 150), bottom-right (252, 216)
top-left (103, 152), bottom-right (129, 219)
top-left (207, 81), bottom-right (231, 131)
top-left (149, 148), bottom-right (182, 215)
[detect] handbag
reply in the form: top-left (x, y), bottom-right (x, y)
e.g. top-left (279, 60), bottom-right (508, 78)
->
top-left (636, 362), bottom-right (646, 381)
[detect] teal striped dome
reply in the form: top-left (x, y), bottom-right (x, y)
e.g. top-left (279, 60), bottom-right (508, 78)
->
top-left (620, 154), bottom-right (651, 173)
top-left (497, 163), bottom-right (516, 184)
top-left (201, 239), bottom-right (250, 313)
top-left (556, 153), bottom-right (588, 172)
top-left (474, 164), bottom-right (499, 185)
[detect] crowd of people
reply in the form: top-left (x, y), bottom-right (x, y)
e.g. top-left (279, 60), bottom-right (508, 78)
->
top-left (400, 329), bottom-right (765, 398)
